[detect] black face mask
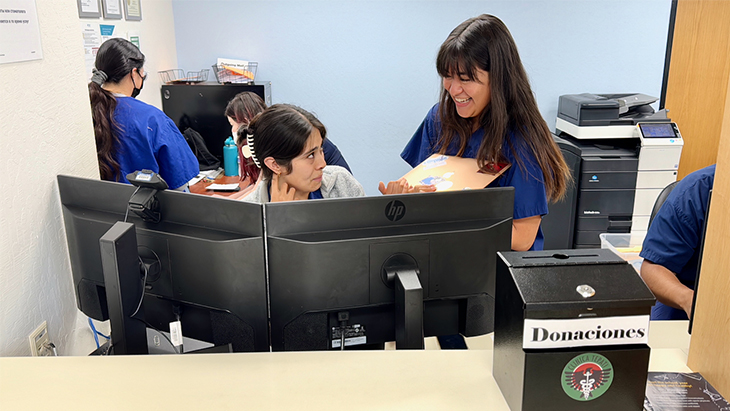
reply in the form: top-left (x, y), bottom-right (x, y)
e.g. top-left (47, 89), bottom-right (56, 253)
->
top-left (131, 69), bottom-right (147, 98)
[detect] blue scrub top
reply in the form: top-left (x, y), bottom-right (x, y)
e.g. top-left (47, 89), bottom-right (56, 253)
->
top-left (639, 164), bottom-right (715, 320)
top-left (113, 96), bottom-right (199, 190)
top-left (401, 104), bottom-right (549, 251)
top-left (323, 139), bottom-right (351, 172)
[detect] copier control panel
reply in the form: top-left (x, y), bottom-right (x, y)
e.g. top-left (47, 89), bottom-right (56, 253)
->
top-left (638, 122), bottom-right (682, 140)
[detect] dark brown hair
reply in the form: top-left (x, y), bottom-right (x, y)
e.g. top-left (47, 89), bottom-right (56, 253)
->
top-left (242, 104), bottom-right (327, 180)
top-left (225, 92), bottom-right (267, 181)
top-left (88, 38), bottom-right (145, 181)
top-left (436, 14), bottom-right (570, 201)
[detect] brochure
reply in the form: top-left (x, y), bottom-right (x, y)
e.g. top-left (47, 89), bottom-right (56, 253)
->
top-left (644, 372), bottom-right (730, 411)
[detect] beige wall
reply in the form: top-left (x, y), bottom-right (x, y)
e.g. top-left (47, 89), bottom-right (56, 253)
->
top-left (0, 0), bottom-right (178, 357)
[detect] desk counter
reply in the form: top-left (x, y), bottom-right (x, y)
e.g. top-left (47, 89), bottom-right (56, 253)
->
top-left (0, 321), bottom-right (691, 411)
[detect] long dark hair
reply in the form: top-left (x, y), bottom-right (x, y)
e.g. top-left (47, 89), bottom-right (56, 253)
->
top-left (436, 14), bottom-right (570, 201)
top-left (88, 38), bottom-right (145, 181)
top-left (225, 92), bottom-right (267, 181)
top-left (242, 104), bottom-right (327, 180)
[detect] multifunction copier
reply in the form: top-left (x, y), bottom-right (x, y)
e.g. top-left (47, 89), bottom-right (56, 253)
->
top-left (542, 93), bottom-right (683, 249)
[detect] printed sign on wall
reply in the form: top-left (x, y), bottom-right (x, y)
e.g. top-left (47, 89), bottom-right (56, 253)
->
top-left (0, 0), bottom-right (43, 64)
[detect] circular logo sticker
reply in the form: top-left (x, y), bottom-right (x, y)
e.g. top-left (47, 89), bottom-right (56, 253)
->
top-left (561, 353), bottom-right (613, 401)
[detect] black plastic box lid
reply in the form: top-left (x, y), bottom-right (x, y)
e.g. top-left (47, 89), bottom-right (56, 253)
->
top-left (498, 249), bottom-right (655, 312)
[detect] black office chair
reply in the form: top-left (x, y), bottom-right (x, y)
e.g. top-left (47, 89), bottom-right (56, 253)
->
top-left (647, 180), bottom-right (680, 228)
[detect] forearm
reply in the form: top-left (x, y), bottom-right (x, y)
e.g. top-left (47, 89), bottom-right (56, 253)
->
top-left (511, 216), bottom-right (541, 251)
top-left (640, 259), bottom-right (694, 315)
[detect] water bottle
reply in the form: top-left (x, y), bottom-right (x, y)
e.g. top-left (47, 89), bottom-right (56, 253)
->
top-left (223, 136), bottom-right (239, 176)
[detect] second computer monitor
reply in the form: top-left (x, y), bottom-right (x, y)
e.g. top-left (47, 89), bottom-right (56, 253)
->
top-left (265, 188), bottom-right (514, 351)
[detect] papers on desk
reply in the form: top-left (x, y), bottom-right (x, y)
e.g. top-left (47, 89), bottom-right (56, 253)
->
top-left (206, 183), bottom-right (240, 192)
top-left (188, 168), bottom-right (224, 186)
top-left (644, 372), bottom-right (729, 410)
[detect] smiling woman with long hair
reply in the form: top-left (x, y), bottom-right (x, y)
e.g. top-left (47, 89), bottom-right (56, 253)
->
top-left (401, 14), bottom-right (571, 252)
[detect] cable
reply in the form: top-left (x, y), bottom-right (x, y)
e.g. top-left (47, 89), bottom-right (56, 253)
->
top-left (88, 318), bottom-right (110, 350)
top-left (89, 318), bottom-right (100, 348)
top-left (129, 256), bottom-right (149, 318)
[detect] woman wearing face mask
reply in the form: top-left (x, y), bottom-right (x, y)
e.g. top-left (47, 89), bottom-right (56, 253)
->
top-left (401, 14), bottom-right (571, 252)
top-left (88, 38), bottom-right (198, 190)
top-left (241, 104), bottom-right (365, 203)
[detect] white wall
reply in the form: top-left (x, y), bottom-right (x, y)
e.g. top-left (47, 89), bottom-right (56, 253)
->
top-left (78, 0), bottom-right (180, 109)
top-left (0, 0), bottom-right (178, 357)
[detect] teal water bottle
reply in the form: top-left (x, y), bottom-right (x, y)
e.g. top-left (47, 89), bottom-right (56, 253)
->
top-left (223, 136), bottom-right (239, 176)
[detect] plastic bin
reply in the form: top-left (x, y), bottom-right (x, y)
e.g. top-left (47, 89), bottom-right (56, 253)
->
top-left (599, 233), bottom-right (646, 273)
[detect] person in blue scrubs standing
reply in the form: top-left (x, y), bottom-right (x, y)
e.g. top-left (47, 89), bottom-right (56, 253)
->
top-left (401, 14), bottom-right (570, 252)
top-left (640, 165), bottom-right (715, 320)
top-left (400, 14), bottom-right (571, 348)
top-left (88, 38), bottom-right (198, 190)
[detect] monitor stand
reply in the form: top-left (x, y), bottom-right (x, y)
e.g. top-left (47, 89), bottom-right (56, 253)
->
top-left (383, 254), bottom-right (424, 349)
top-left (99, 221), bottom-right (149, 355)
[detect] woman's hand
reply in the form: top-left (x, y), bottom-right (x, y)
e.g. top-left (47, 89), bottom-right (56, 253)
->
top-left (410, 184), bottom-right (437, 193)
top-left (378, 179), bottom-right (412, 195)
top-left (270, 174), bottom-right (297, 202)
top-left (378, 179), bottom-right (437, 195)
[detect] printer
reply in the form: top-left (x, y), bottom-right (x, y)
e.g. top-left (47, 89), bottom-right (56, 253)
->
top-left (543, 93), bottom-right (683, 249)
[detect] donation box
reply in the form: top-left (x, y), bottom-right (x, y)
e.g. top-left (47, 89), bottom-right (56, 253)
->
top-left (493, 249), bottom-right (655, 411)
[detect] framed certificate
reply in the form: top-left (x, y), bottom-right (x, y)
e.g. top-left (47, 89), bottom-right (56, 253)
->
top-left (77, 0), bottom-right (101, 18)
top-left (124, 0), bottom-right (142, 21)
top-left (101, 0), bottom-right (122, 19)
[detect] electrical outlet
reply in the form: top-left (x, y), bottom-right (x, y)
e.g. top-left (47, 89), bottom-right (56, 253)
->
top-left (28, 321), bottom-right (50, 356)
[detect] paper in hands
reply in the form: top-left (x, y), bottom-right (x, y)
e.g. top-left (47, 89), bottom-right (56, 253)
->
top-left (400, 154), bottom-right (510, 192)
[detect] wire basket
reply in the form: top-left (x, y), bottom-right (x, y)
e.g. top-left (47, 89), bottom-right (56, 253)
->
top-left (212, 62), bottom-right (258, 84)
top-left (158, 68), bottom-right (209, 84)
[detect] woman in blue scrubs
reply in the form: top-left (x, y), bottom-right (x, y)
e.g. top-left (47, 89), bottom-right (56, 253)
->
top-left (400, 14), bottom-right (571, 252)
top-left (241, 104), bottom-right (366, 203)
top-left (88, 38), bottom-right (198, 190)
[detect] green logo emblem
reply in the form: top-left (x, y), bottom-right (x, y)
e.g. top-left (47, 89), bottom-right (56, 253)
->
top-left (561, 353), bottom-right (613, 401)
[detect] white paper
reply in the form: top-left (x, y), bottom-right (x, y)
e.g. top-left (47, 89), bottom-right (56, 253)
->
top-left (206, 183), bottom-right (240, 191)
top-left (200, 168), bottom-right (223, 179)
top-left (217, 57), bottom-right (249, 70)
top-left (79, 0), bottom-right (99, 14)
top-left (169, 321), bottom-right (183, 347)
top-left (188, 174), bottom-right (205, 186)
top-left (80, 22), bottom-right (101, 80)
top-left (125, 0), bottom-right (140, 18)
top-left (522, 315), bottom-right (650, 349)
top-left (104, 0), bottom-right (121, 15)
top-left (0, 0), bottom-right (43, 64)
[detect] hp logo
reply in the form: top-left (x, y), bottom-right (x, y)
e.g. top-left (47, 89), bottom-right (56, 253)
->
top-left (384, 200), bottom-right (406, 222)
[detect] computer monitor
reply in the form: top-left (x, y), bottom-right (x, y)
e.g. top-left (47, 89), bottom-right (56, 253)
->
top-left (57, 175), bottom-right (269, 353)
top-left (265, 188), bottom-right (514, 351)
